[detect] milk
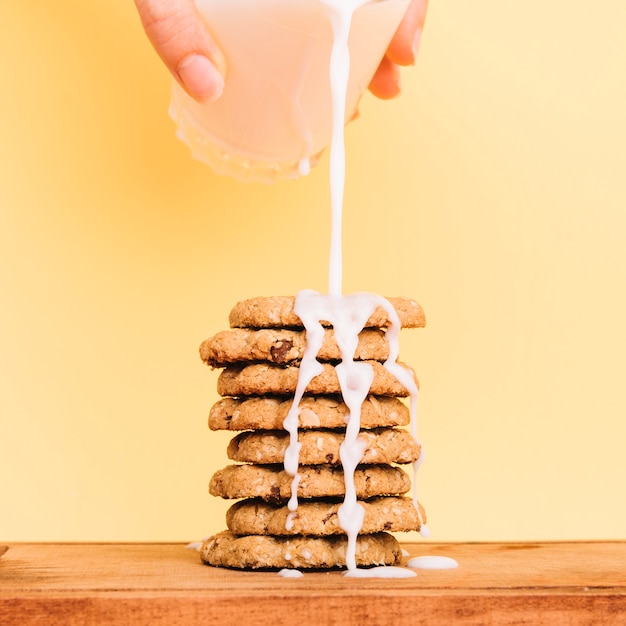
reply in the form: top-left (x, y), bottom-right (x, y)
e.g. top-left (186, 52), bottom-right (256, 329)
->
top-left (170, 0), bottom-right (410, 182)
top-left (279, 0), bottom-right (430, 573)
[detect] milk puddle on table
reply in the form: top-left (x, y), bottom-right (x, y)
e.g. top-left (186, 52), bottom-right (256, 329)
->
top-left (277, 0), bottom-right (458, 579)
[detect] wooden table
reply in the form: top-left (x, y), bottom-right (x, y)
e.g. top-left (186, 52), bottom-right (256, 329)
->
top-left (1, 542), bottom-right (625, 625)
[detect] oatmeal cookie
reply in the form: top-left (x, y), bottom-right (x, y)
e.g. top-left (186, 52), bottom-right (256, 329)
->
top-left (216, 361), bottom-right (417, 397)
top-left (225, 496), bottom-right (425, 536)
top-left (226, 427), bottom-right (421, 465)
top-left (201, 531), bottom-right (401, 569)
top-left (209, 463), bottom-right (411, 502)
top-left (208, 395), bottom-right (410, 431)
top-left (200, 327), bottom-right (390, 367)
top-left (228, 296), bottom-right (425, 330)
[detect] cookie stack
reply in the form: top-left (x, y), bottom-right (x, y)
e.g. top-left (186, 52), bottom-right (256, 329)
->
top-left (199, 296), bottom-right (427, 570)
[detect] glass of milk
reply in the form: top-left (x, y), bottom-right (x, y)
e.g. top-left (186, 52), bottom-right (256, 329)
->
top-left (169, 0), bottom-right (410, 183)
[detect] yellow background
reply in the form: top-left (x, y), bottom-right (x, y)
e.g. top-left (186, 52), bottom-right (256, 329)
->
top-left (2, 1), bottom-right (625, 542)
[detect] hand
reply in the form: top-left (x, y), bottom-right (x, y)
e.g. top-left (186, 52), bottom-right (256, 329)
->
top-left (369, 0), bottom-right (429, 99)
top-left (134, 0), bottom-right (428, 103)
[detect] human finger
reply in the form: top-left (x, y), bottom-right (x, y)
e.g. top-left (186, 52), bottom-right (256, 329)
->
top-left (368, 56), bottom-right (402, 100)
top-left (134, 0), bottom-right (226, 103)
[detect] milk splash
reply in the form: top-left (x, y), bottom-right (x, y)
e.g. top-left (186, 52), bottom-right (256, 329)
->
top-left (407, 556), bottom-right (459, 570)
top-left (281, 0), bottom-right (426, 575)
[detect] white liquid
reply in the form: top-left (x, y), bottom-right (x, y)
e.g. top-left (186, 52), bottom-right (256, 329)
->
top-left (281, 0), bottom-right (424, 577)
top-left (278, 568), bottom-right (305, 578)
top-left (407, 556), bottom-right (459, 570)
top-left (323, 0), bottom-right (368, 295)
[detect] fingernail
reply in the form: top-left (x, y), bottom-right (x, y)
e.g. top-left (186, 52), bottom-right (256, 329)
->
top-left (412, 28), bottom-right (422, 63)
top-left (177, 54), bottom-right (224, 103)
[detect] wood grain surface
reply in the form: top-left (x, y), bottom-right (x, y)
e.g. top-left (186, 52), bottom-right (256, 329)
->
top-left (1, 542), bottom-right (625, 625)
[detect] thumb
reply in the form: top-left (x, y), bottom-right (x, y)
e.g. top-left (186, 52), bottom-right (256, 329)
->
top-left (134, 0), bottom-right (226, 103)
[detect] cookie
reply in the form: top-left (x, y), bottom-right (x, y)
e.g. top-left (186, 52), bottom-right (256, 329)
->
top-left (227, 427), bottom-right (421, 465)
top-left (217, 361), bottom-right (417, 397)
top-left (228, 296), bottom-right (426, 330)
top-left (209, 463), bottom-right (411, 502)
top-left (201, 531), bottom-right (401, 569)
top-left (209, 395), bottom-right (410, 431)
top-left (225, 496), bottom-right (425, 536)
top-left (199, 327), bottom-right (390, 367)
